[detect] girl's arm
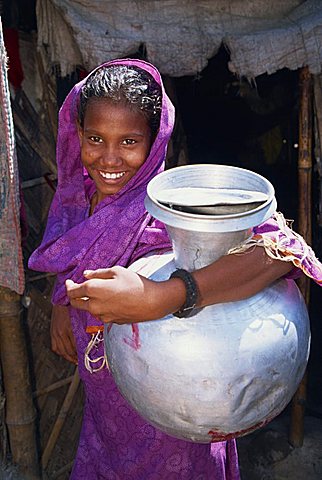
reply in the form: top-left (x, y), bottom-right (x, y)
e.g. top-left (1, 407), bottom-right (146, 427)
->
top-left (66, 246), bottom-right (293, 324)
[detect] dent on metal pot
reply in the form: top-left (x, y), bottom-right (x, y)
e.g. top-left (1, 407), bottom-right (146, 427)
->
top-left (104, 164), bottom-right (310, 443)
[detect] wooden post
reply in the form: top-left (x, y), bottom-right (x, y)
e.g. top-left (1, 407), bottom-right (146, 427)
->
top-left (0, 287), bottom-right (39, 477)
top-left (313, 75), bottom-right (322, 226)
top-left (288, 66), bottom-right (313, 448)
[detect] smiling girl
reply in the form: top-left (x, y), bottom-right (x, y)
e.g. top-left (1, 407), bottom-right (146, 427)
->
top-left (29, 59), bottom-right (242, 479)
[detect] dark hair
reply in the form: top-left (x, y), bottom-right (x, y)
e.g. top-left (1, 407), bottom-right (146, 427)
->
top-left (78, 65), bottom-right (162, 138)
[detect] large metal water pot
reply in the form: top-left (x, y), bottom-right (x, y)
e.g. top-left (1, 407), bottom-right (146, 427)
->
top-left (104, 164), bottom-right (310, 443)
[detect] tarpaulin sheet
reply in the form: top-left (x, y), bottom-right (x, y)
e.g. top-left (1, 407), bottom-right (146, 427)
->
top-left (37, 0), bottom-right (322, 78)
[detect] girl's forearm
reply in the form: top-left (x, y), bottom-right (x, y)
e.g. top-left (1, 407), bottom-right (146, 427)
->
top-left (154, 247), bottom-right (293, 317)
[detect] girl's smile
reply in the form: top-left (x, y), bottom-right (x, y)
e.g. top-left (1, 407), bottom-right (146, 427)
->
top-left (78, 98), bottom-right (152, 202)
top-left (99, 171), bottom-right (125, 179)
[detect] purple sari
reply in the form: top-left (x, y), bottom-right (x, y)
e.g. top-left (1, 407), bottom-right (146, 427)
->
top-left (29, 59), bottom-right (240, 479)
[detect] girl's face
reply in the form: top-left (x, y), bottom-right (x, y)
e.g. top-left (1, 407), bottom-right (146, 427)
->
top-left (78, 98), bottom-right (152, 202)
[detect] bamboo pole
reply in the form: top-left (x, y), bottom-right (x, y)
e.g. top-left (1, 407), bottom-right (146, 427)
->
top-left (313, 75), bottom-right (322, 226)
top-left (0, 286), bottom-right (39, 477)
top-left (41, 367), bottom-right (80, 471)
top-left (33, 375), bottom-right (74, 398)
top-left (288, 66), bottom-right (313, 448)
top-left (0, 359), bottom-right (8, 460)
top-left (51, 460), bottom-right (74, 479)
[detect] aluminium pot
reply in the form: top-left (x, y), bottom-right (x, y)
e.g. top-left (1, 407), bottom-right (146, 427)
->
top-left (104, 164), bottom-right (310, 443)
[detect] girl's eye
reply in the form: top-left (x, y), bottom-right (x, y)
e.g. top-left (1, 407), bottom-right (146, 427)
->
top-left (89, 136), bottom-right (102, 143)
top-left (122, 139), bottom-right (136, 145)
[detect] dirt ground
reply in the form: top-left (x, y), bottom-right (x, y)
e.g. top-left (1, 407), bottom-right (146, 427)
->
top-left (238, 414), bottom-right (322, 479)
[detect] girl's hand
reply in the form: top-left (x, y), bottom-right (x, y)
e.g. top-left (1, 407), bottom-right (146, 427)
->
top-left (51, 304), bottom-right (78, 364)
top-left (65, 266), bottom-right (185, 324)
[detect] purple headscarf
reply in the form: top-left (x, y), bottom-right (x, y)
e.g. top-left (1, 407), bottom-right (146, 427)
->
top-left (28, 59), bottom-right (173, 304)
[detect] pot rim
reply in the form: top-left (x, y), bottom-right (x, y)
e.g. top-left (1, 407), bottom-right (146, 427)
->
top-left (145, 164), bottom-right (277, 232)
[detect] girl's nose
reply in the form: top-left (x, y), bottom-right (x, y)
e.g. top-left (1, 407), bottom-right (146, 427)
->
top-left (101, 146), bottom-right (122, 167)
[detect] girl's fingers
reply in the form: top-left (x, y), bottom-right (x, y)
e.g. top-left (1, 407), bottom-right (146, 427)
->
top-left (65, 279), bottom-right (90, 299)
top-left (66, 273), bottom-right (115, 301)
top-left (52, 334), bottom-right (78, 364)
top-left (69, 297), bottom-right (91, 311)
top-left (83, 268), bottom-right (114, 279)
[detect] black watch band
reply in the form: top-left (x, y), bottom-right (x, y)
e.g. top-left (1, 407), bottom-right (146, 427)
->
top-left (169, 268), bottom-right (199, 318)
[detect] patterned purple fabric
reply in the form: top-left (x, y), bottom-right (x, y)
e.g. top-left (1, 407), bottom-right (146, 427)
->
top-left (253, 212), bottom-right (322, 285)
top-left (29, 59), bottom-right (240, 479)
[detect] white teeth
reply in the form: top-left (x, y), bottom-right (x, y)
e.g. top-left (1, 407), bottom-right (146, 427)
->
top-left (99, 171), bottom-right (125, 179)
